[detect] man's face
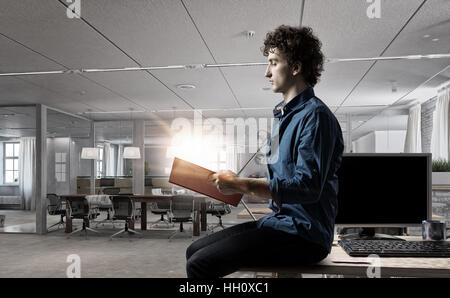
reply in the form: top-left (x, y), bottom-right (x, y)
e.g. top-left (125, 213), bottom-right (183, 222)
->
top-left (264, 48), bottom-right (295, 94)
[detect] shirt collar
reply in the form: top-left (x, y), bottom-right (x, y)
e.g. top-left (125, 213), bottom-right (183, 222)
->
top-left (272, 87), bottom-right (315, 119)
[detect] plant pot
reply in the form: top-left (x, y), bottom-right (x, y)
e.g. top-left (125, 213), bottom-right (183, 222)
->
top-left (432, 172), bottom-right (450, 185)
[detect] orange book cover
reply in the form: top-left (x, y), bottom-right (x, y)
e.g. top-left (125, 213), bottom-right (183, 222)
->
top-left (169, 157), bottom-right (243, 207)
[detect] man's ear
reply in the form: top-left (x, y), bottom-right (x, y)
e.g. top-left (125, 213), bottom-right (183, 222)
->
top-left (292, 62), bottom-right (302, 76)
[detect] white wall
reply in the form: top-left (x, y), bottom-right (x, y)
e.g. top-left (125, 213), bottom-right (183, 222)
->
top-left (352, 130), bottom-right (407, 153)
top-left (375, 130), bottom-right (407, 153)
top-left (352, 132), bottom-right (376, 153)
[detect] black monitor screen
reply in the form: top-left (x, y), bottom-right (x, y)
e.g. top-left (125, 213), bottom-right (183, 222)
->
top-left (335, 154), bottom-right (430, 226)
top-left (100, 178), bottom-right (115, 187)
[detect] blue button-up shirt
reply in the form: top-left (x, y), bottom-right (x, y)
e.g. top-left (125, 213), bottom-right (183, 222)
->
top-left (257, 87), bottom-right (344, 252)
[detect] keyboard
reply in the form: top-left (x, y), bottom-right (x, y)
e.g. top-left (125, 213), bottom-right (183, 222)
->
top-left (338, 239), bottom-right (450, 257)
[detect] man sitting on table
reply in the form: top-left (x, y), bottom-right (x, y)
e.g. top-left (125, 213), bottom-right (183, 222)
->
top-left (185, 25), bottom-right (344, 278)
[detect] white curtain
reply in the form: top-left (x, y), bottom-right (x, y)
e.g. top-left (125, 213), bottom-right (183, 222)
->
top-left (226, 145), bottom-right (239, 173)
top-left (19, 137), bottom-right (36, 211)
top-left (103, 143), bottom-right (115, 176)
top-left (116, 144), bottom-right (124, 176)
top-left (404, 104), bottom-right (422, 153)
top-left (431, 84), bottom-right (450, 160)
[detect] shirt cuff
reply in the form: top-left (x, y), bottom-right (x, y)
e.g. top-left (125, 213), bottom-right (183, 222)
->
top-left (268, 177), bottom-right (281, 204)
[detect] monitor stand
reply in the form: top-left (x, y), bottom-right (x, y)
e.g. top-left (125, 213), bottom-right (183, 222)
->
top-left (339, 228), bottom-right (406, 241)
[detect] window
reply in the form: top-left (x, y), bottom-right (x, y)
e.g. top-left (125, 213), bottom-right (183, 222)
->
top-left (4, 142), bottom-right (20, 184)
top-left (96, 147), bottom-right (104, 177)
top-left (55, 152), bottom-right (66, 182)
top-left (203, 149), bottom-right (227, 172)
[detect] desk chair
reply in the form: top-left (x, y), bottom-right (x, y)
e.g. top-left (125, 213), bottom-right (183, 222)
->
top-left (206, 202), bottom-right (231, 233)
top-left (168, 195), bottom-right (194, 241)
top-left (150, 200), bottom-right (173, 228)
top-left (110, 196), bottom-right (142, 240)
top-left (91, 195), bottom-right (116, 229)
top-left (99, 188), bottom-right (120, 224)
top-left (68, 197), bottom-right (100, 239)
top-left (46, 193), bottom-right (66, 232)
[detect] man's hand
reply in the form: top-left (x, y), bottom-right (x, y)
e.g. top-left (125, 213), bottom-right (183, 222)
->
top-left (209, 170), bottom-right (272, 199)
top-left (209, 170), bottom-right (241, 195)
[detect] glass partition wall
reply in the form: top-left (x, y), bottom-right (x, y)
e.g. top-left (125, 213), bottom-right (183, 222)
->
top-left (94, 120), bottom-right (133, 177)
top-left (93, 121), bottom-right (133, 195)
top-left (45, 108), bottom-right (91, 233)
top-left (0, 105), bottom-right (36, 233)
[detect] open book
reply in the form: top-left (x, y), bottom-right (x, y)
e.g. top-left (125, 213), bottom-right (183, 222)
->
top-left (168, 157), bottom-right (243, 207)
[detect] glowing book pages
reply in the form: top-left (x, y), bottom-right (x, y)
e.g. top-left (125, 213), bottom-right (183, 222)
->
top-left (169, 157), bottom-right (243, 207)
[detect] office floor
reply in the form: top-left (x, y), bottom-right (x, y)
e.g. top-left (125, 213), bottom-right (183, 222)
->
top-left (0, 205), bottom-right (431, 278)
top-left (0, 204), bottom-right (266, 278)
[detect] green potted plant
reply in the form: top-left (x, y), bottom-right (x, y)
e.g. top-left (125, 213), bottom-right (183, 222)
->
top-left (432, 159), bottom-right (450, 185)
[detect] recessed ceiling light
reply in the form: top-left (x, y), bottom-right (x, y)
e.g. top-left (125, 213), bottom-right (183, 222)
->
top-left (423, 34), bottom-right (430, 38)
top-left (246, 30), bottom-right (256, 38)
top-left (176, 84), bottom-right (196, 89)
top-left (432, 38), bottom-right (440, 42)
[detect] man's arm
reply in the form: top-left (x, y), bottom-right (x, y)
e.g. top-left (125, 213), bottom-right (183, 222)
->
top-left (237, 177), bottom-right (272, 199)
top-left (210, 171), bottom-right (272, 199)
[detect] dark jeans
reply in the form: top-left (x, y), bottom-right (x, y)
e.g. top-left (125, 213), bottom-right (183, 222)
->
top-left (186, 221), bottom-right (328, 278)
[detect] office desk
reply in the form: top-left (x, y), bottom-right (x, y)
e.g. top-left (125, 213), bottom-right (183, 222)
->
top-left (131, 194), bottom-right (207, 236)
top-left (60, 194), bottom-right (208, 236)
top-left (241, 237), bottom-right (450, 278)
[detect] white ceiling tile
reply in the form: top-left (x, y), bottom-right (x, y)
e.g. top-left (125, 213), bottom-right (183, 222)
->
top-left (0, 0), bottom-right (135, 69)
top-left (302, 0), bottom-right (425, 58)
top-left (151, 67), bottom-right (244, 111)
top-left (315, 61), bottom-right (374, 107)
top-left (83, 71), bottom-right (191, 111)
top-left (220, 66), bottom-right (283, 108)
top-left (183, 0), bottom-right (303, 63)
top-left (82, 0), bottom-right (215, 65)
top-left (381, 0), bottom-right (450, 56)
top-left (341, 59), bottom-right (450, 108)
top-left (0, 34), bottom-right (62, 73)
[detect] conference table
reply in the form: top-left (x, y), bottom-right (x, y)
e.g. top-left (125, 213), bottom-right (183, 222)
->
top-left (60, 194), bottom-right (208, 236)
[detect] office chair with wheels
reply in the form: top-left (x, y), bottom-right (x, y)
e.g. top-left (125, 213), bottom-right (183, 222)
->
top-left (46, 193), bottom-right (66, 232)
top-left (89, 194), bottom-right (116, 228)
top-left (102, 188), bottom-right (120, 221)
top-left (110, 196), bottom-right (142, 240)
top-left (207, 202), bottom-right (231, 233)
top-left (168, 195), bottom-right (194, 241)
top-left (150, 200), bottom-right (173, 228)
top-left (68, 197), bottom-right (100, 239)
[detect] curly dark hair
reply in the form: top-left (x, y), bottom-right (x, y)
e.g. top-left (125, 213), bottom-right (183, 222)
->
top-left (262, 25), bottom-right (324, 87)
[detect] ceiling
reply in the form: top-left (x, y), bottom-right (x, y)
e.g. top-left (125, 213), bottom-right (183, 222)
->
top-left (0, 0), bottom-right (449, 142)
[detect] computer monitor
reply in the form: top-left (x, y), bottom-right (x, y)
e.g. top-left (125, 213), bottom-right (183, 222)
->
top-left (335, 153), bottom-right (432, 230)
top-left (99, 178), bottom-right (115, 187)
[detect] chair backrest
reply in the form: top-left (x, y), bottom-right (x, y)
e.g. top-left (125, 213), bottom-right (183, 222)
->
top-left (145, 177), bottom-right (152, 187)
top-left (170, 195), bottom-right (194, 220)
top-left (111, 196), bottom-right (134, 219)
top-left (46, 193), bottom-right (61, 214)
top-left (208, 202), bottom-right (231, 215)
top-left (152, 200), bottom-right (170, 210)
top-left (68, 197), bottom-right (89, 217)
top-left (103, 187), bottom-right (121, 195)
top-left (100, 178), bottom-right (115, 187)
